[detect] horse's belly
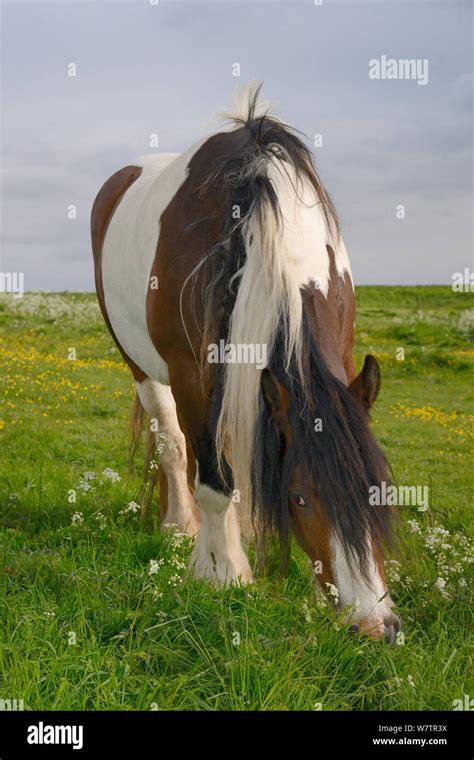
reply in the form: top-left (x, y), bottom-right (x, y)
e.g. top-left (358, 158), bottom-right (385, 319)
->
top-left (101, 150), bottom-right (197, 383)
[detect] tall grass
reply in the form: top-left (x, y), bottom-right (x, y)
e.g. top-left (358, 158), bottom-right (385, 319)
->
top-left (1, 287), bottom-right (473, 710)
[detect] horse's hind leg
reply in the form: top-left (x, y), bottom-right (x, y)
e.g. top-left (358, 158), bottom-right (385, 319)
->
top-left (135, 378), bottom-right (200, 536)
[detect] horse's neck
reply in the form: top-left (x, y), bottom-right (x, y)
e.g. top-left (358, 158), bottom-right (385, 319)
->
top-left (301, 286), bottom-right (352, 385)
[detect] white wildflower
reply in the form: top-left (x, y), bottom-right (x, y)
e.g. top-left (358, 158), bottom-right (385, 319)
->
top-left (434, 577), bottom-right (449, 598)
top-left (168, 573), bottom-right (181, 587)
top-left (407, 519), bottom-right (421, 534)
top-left (0, 292), bottom-right (100, 324)
top-left (102, 467), bottom-right (121, 483)
top-left (94, 512), bottom-right (107, 529)
top-left (170, 531), bottom-right (187, 549)
top-left (301, 598), bottom-right (312, 623)
top-left (119, 501), bottom-right (141, 516)
top-left (149, 558), bottom-right (164, 576)
top-left (385, 559), bottom-right (401, 584)
top-left (71, 512), bottom-right (84, 526)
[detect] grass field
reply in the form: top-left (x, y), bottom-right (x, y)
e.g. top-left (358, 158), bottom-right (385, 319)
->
top-left (1, 286), bottom-right (473, 711)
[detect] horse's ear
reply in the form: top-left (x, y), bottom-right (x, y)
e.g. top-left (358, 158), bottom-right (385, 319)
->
top-left (349, 354), bottom-right (381, 410)
top-left (260, 369), bottom-right (291, 433)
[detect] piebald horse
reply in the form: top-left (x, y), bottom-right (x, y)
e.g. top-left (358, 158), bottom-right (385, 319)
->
top-left (91, 87), bottom-right (400, 642)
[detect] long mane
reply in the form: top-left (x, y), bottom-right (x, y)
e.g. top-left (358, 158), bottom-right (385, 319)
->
top-left (200, 84), bottom-right (392, 571)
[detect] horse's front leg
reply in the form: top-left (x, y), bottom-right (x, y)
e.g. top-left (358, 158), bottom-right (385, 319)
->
top-left (169, 365), bottom-right (253, 586)
top-left (190, 481), bottom-right (253, 585)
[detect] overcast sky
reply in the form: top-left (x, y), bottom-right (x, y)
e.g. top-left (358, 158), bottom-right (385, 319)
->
top-left (1, 0), bottom-right (472, 290)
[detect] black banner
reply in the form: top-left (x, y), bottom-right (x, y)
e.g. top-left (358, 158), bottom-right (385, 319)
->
top-left (0, 710), bottom-right (471, 757)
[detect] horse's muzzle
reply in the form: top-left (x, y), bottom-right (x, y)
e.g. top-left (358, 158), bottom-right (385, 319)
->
top-left (349, 613), bottom-right (402, 644)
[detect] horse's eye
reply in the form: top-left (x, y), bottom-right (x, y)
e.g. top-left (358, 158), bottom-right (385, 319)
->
top-left (291, 492), bottom-right (306, 508)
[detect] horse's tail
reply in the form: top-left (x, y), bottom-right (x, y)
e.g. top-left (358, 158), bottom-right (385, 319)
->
top-left (128, 392), bottom-right (144, 474)
top-left (129, 391), bottom-right (156, 480)
top-left (208, 84), bottom-right (339, 522)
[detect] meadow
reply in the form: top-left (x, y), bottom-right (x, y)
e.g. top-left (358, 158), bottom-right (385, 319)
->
top-left (1, 286), bottom-right (473, 711)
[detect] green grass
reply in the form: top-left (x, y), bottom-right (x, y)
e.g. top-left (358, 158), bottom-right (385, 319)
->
top-left (1, 287), bottom-right (473, 710)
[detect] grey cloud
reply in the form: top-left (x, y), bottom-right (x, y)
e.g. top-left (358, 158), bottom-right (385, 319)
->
top-left (1, 0), bottom-right (472, 288)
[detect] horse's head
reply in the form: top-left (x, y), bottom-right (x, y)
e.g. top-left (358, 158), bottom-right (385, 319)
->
top-left (259, 354), bottom-right (400, 643)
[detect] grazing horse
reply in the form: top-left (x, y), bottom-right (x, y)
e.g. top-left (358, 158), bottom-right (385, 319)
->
top-left (91, 86), bottom-right (400, 641)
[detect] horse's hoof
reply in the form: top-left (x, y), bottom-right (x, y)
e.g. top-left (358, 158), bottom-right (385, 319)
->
top-left (189, 552), bottom-right (253, 587)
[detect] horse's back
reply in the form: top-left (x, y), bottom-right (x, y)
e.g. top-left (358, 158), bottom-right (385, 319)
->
top-left (91, 152), bottom-right (188, 383)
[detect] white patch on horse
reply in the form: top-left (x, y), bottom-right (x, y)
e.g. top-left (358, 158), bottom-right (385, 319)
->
top-left (101, 145), bottom-right (205, 383)
top-left (334, 235), bottom-right (353, 287)
top-left (266, 160), bottom-right (332, 294)
top-left (136, 378), bottom-right (198, 536)
top-left (331, 534), bottom-right (393, 633)
top-left (265, 161), bottom-right (352, 294)
top-left (190, 483), bottom-right (253, 585)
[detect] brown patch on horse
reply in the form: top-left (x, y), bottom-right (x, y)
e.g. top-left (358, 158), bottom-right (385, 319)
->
top-left (261, 368), bottom-right (292, 437)
top-left (91, 165), bottom-right (147, 382)
top-left (301, 245), bottom-right (356, 385)
top-left (290, 498), bottom-right (337, 589)
top-left (145, 131), bottom-right (247, 368)
top-left (144, 129), bottom-right (253, 445)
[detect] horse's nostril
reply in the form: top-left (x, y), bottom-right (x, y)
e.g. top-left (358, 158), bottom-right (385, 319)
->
top-left (349, 624), bottom-right (359, 634)
top-left (384, 615), bottom-right (402, 645)
top-left (384, 624), bottom-right (395, 645)
top-left (384, 614), bottom-right (402, 645)
top-left (392, 616), bottom-right (402, 635)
